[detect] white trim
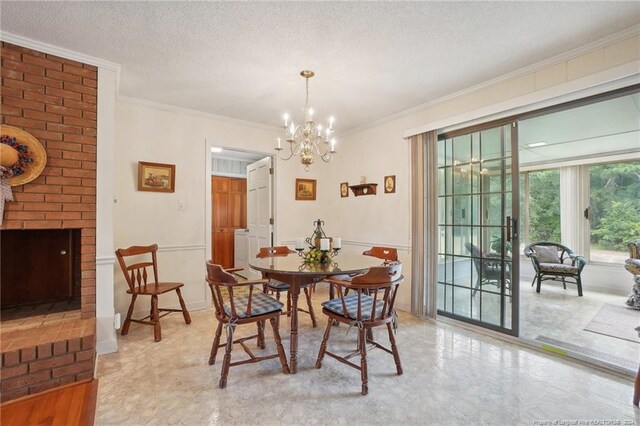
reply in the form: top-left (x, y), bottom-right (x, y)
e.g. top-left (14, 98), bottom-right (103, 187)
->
top-left (211, 171), bottom-right (247, 179)
top-left (404, 63), bottom-right (640, 138)
top-left (0, 31), bottom-right (121, 96)
top-left (0, 31), bottom-right (121, 71)
top-left (96, 255), bottom-right (116, 266)
top-left (519, 150), bottom-right (640, 172)
top-left (280, 239), bottom-right (411, 251)
top-left (157, 244), bottom-right (206, 253)
top-left (343, 25), bottom-right (640, 137)
top-left (118, 96), bottom-right (279, 132)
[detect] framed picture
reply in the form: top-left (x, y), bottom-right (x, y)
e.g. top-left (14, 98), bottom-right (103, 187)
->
top-left (340, 182), bottom-right (349, 198)
top-left (295, 178), bottom-right (316, 201)
top-left (384, 175), bottom-right (396, 193)
top-left (138, 161), bottom-right (176, 192)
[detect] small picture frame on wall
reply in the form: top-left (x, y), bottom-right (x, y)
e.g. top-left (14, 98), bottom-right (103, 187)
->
top-left (384, 175), bottom-right (396, 193)
top-left (340, 182), bottom-right (349, 198)
top-left (138, 161), bottom-right (176, 192)
top-left (295, 178), bottom-right (316, 201)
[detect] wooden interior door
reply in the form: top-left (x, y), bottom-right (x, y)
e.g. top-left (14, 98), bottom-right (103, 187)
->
top-left (211, 176), bottom-right (246, 268)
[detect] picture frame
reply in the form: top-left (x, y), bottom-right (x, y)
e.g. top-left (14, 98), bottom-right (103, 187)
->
top-left (384, 175), bottom-right (396, 193)
top-left (340, 182), bottom-right (349, 198)
top-left (138, 161), bottom-right (176, 192)
top-left (295, 178), bottom-right (316, 201)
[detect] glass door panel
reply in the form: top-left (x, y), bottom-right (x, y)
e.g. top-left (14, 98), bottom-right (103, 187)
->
top-left (437, 123), bottom-right (519, 334)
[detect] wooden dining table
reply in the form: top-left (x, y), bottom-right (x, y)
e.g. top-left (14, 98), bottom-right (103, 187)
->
top-left (249, 251), bottom-right (383, 373)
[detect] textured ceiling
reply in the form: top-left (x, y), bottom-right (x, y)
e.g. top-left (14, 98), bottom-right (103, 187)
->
top-left (1, 2), bottom-right (639, 132)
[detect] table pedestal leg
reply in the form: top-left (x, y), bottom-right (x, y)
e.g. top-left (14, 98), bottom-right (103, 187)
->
top-left (290, 287), bottom-right (299, 374)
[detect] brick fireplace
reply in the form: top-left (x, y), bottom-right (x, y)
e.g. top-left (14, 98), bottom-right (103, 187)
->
top-left (1, 41), bottom-right (97, 401)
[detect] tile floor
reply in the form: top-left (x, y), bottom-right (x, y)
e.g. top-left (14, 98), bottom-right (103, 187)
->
top-left (520, 282), bottom-right (639, 369)
top-left (95, 289), bottom-right (639, 425)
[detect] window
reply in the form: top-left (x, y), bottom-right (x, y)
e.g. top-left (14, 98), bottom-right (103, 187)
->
top-left (589, 161), bottom-right (640, 263)
top-left (520, 169), bottom-right (561, 250)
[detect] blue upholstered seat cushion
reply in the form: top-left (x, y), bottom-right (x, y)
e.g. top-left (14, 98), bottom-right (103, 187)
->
top-left (223, 292), bottom-right (284, 318)
top-left (321, 294), bottom-right (384, 320)
top-left (266, 280), bottom-right (313, 291)
top-left (538, 263), bottom-right (578, 274)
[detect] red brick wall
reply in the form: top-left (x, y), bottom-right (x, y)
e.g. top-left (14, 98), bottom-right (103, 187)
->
top-left (0, 42), bottom-right (97, 319)
top-left (0, 321), bottom-right (95, 402)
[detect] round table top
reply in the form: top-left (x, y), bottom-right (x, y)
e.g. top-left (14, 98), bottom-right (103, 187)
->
top-left (249, 252), bottom-right (384, 276)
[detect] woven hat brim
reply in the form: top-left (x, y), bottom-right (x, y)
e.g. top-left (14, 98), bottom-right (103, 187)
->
top-left (1, 125), bottom-right (47, 187)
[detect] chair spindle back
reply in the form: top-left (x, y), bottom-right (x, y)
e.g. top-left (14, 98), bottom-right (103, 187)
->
top-left (206, 261), bottom-right (259, 320)
top-left (334, 264), bottom-right (403, 322)
top-left (115, 244), bottom-right (160, 293)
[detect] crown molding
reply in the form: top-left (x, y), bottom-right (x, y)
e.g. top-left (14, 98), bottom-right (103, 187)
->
top-left (118, 95), bottom-right (281, 132)
top-left (0, 31), bottom-right (121, 72)
top-left (344, 24), bottom-right (640, 137)
top-left (1, 31), bottom-right (121, 96)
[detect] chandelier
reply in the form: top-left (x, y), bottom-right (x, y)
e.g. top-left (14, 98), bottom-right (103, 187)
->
top-left (275, 70), bottom-right (336, 171)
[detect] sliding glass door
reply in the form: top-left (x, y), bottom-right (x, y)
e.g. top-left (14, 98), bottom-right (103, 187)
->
top-left (437, 122), bottom-right (519, 334)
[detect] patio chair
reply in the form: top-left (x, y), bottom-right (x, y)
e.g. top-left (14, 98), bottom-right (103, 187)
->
top-left (464, 243), bottom-right (511, 296)
top-left (524, 242), bottom-right (586, 296)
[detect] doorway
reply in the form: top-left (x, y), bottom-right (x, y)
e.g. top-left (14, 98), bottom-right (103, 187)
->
top-left (208, 147), bottom-right (273, 271)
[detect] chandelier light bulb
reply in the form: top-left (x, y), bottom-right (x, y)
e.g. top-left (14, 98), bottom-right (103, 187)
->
top-left (331, 138), bottom-right (336, 151)
top-left (308, 108), bottom-right (314, 118)
top-left (277, 138), bottom-right (281, 149)
top-left (283, 113), bottom-right (289, 126)
top-left (329, 116), bottom-right (334, 129)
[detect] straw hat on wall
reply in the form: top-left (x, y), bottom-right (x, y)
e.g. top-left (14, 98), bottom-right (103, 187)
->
top-left (0, 125), bottom-right (47, 186)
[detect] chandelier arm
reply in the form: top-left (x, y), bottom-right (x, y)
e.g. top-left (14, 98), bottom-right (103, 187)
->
top-left (320, 152), bottom-right (333, 163)
top-left (276, 146), bottom-right (294, 161)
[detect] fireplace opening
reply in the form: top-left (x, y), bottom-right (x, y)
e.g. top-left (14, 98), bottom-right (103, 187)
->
top-left (1, 229), bottom-right (81, 321)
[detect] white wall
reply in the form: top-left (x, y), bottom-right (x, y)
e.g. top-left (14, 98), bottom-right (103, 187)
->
top-left (113, 99), bottom-right (339, 319)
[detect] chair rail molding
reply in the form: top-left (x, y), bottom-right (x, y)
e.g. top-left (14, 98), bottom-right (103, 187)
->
top-left (157, 244), bottom-right (206, 253)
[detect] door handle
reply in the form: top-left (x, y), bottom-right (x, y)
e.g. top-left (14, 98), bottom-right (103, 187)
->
top-left (584, 207), bottom-right (590, 220)
top-left (506, 216), bottom-right (511, 241)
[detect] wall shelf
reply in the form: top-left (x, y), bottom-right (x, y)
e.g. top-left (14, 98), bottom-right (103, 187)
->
top-left (349, 183), bottom-right (378, 197)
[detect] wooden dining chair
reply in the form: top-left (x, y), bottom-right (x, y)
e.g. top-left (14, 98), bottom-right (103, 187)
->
top-left (206, 262), bottom-right (289, 388)
top-left (256, 246), bottom-right (317, 327)
top-left (315, 264), bottom-right (404, 395)
top-left (332, 246), bottom-right (400, 296)
top-left (363, 246), bottom-right (399, 263)
top-left (115, 244), bottom-right (191, 342)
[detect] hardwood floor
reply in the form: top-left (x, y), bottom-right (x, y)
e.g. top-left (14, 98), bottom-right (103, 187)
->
top-left (1, 379), bottom-right (98, 426)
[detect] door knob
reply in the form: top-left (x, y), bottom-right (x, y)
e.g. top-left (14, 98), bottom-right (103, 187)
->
top-left (60, 250), bottom-right (67, 255)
